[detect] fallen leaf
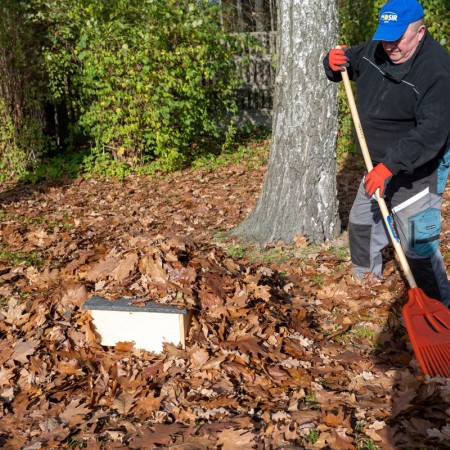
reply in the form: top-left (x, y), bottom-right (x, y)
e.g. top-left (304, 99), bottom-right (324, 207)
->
top-left (112, 252), bottom-right (138, 281)
top-left (112, 393), bottom-right (136, 416)
top-left (216, 428), bottom-right (256, 450)
top-left (11, 339), bottom-right (38, 364)
top-left (59, 398), bottom-right (91, 427)
top-left (294, 234), bottom-right (309, 248)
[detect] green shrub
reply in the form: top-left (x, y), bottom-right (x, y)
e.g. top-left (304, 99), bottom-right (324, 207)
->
top-left (424, 0), bottom-right (450, 49)
top-left (42, 0), bottom-right (243, 171)
top-left (0, 2), bottom-right (49, 180)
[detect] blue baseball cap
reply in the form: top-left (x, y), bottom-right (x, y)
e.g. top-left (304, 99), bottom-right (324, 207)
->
top-left (372, 0), bottom-right (424, 42)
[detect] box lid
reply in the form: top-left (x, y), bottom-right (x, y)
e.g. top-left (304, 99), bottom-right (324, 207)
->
top-left (83, 296), bottom-right (188, 315)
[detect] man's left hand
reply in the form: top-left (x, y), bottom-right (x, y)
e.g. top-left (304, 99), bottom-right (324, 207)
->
top-left (364, 163), bottom-right (393, 197)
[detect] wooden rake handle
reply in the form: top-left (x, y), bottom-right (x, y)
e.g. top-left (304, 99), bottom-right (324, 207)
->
top-left (339, 61), bottom-right (418, 289)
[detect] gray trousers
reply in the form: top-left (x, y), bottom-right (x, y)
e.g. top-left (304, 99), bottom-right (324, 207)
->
top-left (348, 152), bottom-right (450, 306)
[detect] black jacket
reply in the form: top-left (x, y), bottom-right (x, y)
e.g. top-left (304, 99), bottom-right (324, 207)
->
top-left (324, 31), bottom-right (450, 175)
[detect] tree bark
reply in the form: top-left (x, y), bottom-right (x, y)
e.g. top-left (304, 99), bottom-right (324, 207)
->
top-left (231, 0), bottom-right (340, 244)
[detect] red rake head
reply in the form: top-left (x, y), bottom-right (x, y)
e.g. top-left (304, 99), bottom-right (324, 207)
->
top-left (402, 287), bottom-right (450, 378)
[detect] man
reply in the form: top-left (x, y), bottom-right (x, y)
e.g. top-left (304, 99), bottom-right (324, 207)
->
top-left (323, 0), bottom-right (450, 305)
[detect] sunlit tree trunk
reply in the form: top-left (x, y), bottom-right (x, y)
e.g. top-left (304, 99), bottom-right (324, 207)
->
top-left (231, 0), bottom-right (340, 244)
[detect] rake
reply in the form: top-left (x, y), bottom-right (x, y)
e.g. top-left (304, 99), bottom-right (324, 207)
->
top-left (340, 62), bottom-right (450, 378)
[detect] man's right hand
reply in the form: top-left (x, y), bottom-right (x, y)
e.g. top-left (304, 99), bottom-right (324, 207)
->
top-left (328, 47), bottom-right (349, 71)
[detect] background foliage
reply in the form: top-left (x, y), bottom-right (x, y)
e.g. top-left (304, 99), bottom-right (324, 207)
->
top-left (0, 0), bottom-right (448, 180)
top-left (0, 1), bottom-right (48, 179)
top-left (0, 0), bottom-right (243, 180)
top-left (48, 0), bottom-right (244, 172)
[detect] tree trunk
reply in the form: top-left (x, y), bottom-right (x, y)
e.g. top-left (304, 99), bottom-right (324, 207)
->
top-left (253, 0), bottom-right (267, 31)
top-left (236, 0), bottom-right (244, 30)
top-left (269, 0), bottom-right (276, 32)
top-left (231, 0), bottom-right (340, 244)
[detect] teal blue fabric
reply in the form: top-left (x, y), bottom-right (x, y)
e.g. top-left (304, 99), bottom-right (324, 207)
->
top-left (408, 207), bottom-right (440, 257)
top-left (437, 148), bottom-right (450, 194)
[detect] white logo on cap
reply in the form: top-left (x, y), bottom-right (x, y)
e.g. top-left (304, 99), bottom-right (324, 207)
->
top-left (381, 11), bottom-right (398, 23)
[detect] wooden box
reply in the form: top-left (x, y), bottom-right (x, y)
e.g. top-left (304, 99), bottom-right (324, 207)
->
top-left (83, 296), bottom-right (192, 353)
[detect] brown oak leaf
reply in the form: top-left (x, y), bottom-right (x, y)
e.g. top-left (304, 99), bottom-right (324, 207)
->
top-left (216, 428), bottom-right (256, 450)
top-left (112, 393), bottom-right (137, 416)
top-left (59, 398), bottom-right (91, 427)
top-left (11, 338), bottom-right (38, 364)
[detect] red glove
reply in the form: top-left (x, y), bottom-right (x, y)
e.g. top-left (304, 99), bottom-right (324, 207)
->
top-left (364, 163), bottom-right (393, 197)
top-left (328, 46), bottom-right (348, 71)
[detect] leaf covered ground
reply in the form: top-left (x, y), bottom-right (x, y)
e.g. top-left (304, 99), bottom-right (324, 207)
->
top-left (1, 144), bottom-right (450, 449)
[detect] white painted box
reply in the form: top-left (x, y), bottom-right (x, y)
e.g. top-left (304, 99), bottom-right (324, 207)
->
top-left (83, 296), bottom-right (192, 353)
